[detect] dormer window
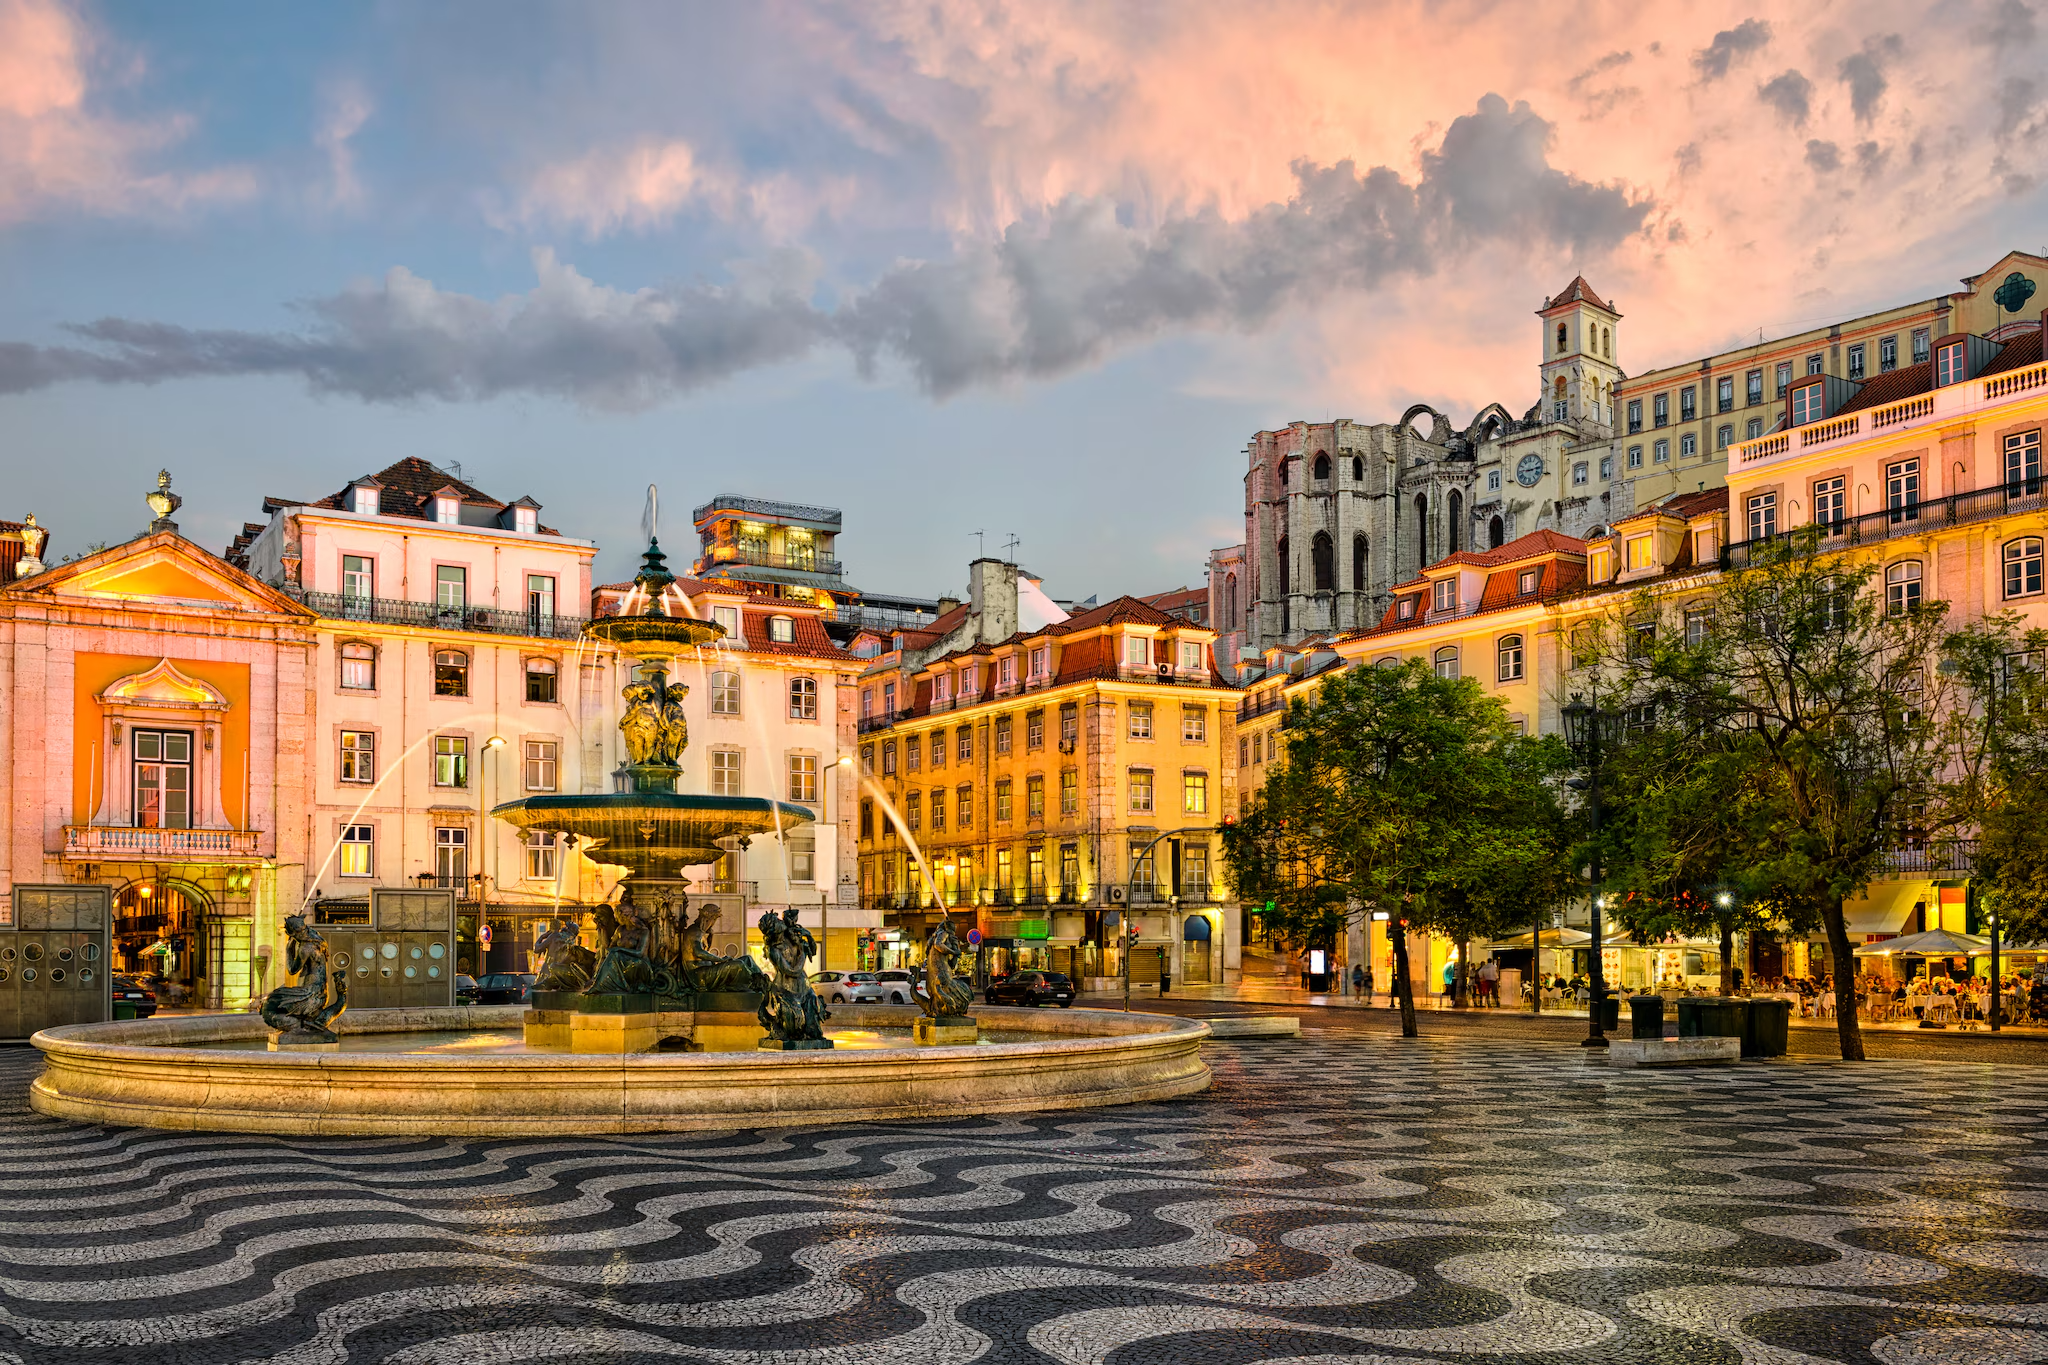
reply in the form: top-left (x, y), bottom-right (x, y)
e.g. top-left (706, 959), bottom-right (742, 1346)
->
top-left (1791, 382), bottom-right (1825, 425)
top-left (1937, 340), bottom-right (1967, 387)
top-left (351, 486), bottom-right (379, 516)
top-left (435, 496), bottom-right (460, 525)
top-left (1518, 568), bottom-right (1539, 596)
top-left (1030, 645), bottom-right (1049, 677)
top-left (1625, 536), bottom-right (1654, 572)
top-left (768, 615), bottom-right (795, 643)
top-left (1125, 635), bottom-right (1150, 667)
top-left (1397, 598), bottom-right (1415, 621)
top-left (514, 506), bottom-right (537, 534)
top-left (1432, 580), bottom-right (1455, 613)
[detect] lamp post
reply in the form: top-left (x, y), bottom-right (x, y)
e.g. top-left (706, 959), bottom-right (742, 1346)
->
top-left (1988, 910), bottom-right (2002, 1032)
top-left (1562, 693), bottom-right (1622, 1049)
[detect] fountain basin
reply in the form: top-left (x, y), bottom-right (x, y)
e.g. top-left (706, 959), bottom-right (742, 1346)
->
top-left (490, 792), bottom-right (815, 871)
top-left (29, 1005), bottom-right (1211, 1136)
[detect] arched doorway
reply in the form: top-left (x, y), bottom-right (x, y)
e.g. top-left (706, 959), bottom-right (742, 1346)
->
top-left (1183, 913), bottom-right (1214, 983)
top-left (115, 876), bottom-right (224, 1007)
top-left (1489, 516), bottom-right (1505, 549)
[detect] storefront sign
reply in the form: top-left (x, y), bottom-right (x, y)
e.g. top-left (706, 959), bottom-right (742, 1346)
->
top-left (1018, 918), bottom-right (1050, 939)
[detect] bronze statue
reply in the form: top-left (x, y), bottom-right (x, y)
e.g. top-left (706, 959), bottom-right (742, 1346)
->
top-left (620, 679), bottom-right (664, 766)
top-left (915, 920), bottom-right (976, 1020)
top-left (663, 897), bottom-right (767, 996)
top-left (261, 915), bottom-right (348, 1042)
top-left (532, 918), bottom-right (595, 993)
top-left (756, 906), bottom-right (828, 1044)
top-left (586, 890), bottom-right (656, 995)
top-left (657, 678), bottom-right (690, 764)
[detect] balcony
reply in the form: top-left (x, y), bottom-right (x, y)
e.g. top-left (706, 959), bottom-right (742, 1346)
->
top-left (1877, 840), bottom-right (1977, 875)
top-left (687, 878), bottom-right (759, 900)
top-left (1725, 480), bottom-right (2048, 569)
top-left (1060, 662), bottom-right (1219, 689)
top-left (699, 546), bottom-right (844, 577)
top-left (65, 825), bottom-right (262, 861)
top-left (300, 592), bottom-right (588, 641)
top-left (1735, 359), bottom-right (2048, 470)
top-left (692, 495), bottom-right (842, 528)
top-left (1238, 693), bottom-right (1287, 722)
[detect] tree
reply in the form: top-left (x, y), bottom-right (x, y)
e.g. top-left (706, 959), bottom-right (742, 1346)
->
top-left (1941, 617), bottom-right (2048, 949)
top-left (1222, 660), bottom-right (1570, 1036)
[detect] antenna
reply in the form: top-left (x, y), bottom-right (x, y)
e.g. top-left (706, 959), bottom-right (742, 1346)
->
top-left (1002, 533), bottom-right (1021, 560)
top-left (972, 529), bottom-right (986, 559)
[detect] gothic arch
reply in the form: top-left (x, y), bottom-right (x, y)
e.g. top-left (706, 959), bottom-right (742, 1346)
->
top-left (1414, 494), bottom-right (1429, 571)
top-left (1277, 535), bottom-right (1290, 594)
top-left (1448, 490), bottom-right (1463, 554)
top-left (1352, 534), bottom-right (1368, 590)
top-left (1312, 451), bottom-right (1330, 482)
top-left (1465, 404), bottom-right (1514, 445)
top-left (1311, 531), bottom-right (1334, 592)
top-left (1489, 515), bottom-right (1505, 549)
top-left (1398, 403), bottom-right (1447, 442)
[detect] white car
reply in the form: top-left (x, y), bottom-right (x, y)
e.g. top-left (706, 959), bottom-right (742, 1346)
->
top-left (809, 970), bottom-right (871, 1004)
top-left (861, 969), bottom-right (917, 1004)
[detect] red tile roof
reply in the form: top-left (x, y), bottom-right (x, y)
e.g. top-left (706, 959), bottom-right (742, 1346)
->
top-left (1540, 275), bottom-right (1616, 315)
top-left (1049, 595), bottom-right (1177, 634)
top-left (260, 457), bottom-right (562, 534)
top-left (1982, 327), bottom-right (2044, 377)
top-left (739, 608), bottom-right (857, 662)
top-left (1834, 360), bottom-right (1933, 417)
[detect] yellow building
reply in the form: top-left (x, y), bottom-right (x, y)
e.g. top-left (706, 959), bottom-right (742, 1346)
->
top-left (856, 595), bottom-right (1243, 989)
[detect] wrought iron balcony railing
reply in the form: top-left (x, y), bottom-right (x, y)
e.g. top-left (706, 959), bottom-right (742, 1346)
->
top-left (300, 591), bottom-right (588, 641)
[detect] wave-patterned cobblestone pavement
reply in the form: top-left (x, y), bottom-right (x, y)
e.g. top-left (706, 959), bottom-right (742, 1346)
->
top-left (2, 1032), bottom-right (2046, 1364)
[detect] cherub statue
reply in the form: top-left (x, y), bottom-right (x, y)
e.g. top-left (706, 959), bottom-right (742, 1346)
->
top-left (656, 676), bottom-right (690, 764)
top-left (620, 679), bottom-right (663, 766)
top-left (261, 914), bottom-right (348, 1042)
top-left (587, 890), bottom-right (655, 995)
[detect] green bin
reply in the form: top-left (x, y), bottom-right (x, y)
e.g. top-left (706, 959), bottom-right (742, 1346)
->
top-left (1683, 996), bottom-right (1746, 1043)
top-left (1744, 998), bottom-right (1791, 1058)
top-left (113, 1002), bottom-right (139, 1021)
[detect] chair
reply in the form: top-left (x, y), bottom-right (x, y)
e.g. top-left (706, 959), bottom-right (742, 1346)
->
top-left (1925, 997), bottom-right (1954, 1025)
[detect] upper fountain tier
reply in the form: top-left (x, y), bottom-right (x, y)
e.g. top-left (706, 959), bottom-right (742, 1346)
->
top-left (583, 536), bottom-right (725, 659)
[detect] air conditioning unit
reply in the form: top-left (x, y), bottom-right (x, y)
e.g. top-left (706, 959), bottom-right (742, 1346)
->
top-left (1156, 662), bottom-right (1172, 677)
top-left (1106, 886), bottom-right (1127, 904)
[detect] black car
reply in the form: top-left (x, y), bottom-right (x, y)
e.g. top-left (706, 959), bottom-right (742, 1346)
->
top-left (473, 972), bottom-right (534, 1005)
top-left (985, 971), bottom-right (1076, 1007)
top-left (111, 973), bottom-right (158, 1018)
top-left (454, 974), bottom-right (482, 1005)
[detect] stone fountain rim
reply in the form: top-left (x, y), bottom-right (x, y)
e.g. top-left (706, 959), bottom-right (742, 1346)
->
top-left (488, 793), bottom-right (818, 820)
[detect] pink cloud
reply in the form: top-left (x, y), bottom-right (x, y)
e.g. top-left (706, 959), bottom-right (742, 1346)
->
top-left (508, 136), bottom-right (858, 239)
top-left (0, 0), bottom-right (255, 224)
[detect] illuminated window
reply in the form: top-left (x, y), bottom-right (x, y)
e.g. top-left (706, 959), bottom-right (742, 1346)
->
top-left (1129, 703), bottom-right (1153, 740)
top-left (710, 749), bottom-right (742, 796)
top-left (340, 730), bottom-right (375, 783)
top-left (434, 735), bottom-right (468, 788)
top-left (1183, 771), bottom-right (1208, 814)
top-left (340, 824), bottom-right (373, 877)
top-left (525, 657), bottom-right (557, 703)
top-left (339, 641), bottom-right (375, 690)
top-left (434, 650), bottom-right (468, 697)
top-left (1129, 768), bottom-right (1154, 812)
top-left (524, 830), bottom-right (558, 880)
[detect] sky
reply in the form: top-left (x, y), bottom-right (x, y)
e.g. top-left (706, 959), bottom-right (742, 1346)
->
top-left (3, 0), bottom-right (2046, 601)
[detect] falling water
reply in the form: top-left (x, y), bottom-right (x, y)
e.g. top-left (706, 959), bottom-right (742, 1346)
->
top-left (300, 716), bottom-right (499, 907)
top-left (860, 773), bottom-right (944, 909)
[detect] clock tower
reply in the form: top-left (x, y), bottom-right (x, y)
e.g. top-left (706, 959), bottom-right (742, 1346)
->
top-left (1537, 275), bottom-right (1621, 429)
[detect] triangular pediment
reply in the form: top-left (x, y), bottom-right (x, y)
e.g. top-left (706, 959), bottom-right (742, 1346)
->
top-left (97, 658), bottom-right (232, 710)
top-left (8, 531), bottom-right (312, 617)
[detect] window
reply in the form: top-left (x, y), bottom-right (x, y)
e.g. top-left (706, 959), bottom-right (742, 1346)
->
top-left (1124, 634), bottom-right (1151, 667)
top-left (1518, 568), bottom-right (1539, 595)
top-left (1679, 433), bottom-right (1697, 459)
top-left (1060, 843), bottom-right (1080, 894)
top-left (1556, 321), bottom-right (1569, 353)
top-left (1747, 417), bottom-right (1764, 439)
top-left (1912, 328), bottom-right (1931, 363)
top-left (435, 564), bottom-right (467, 613)
top-left (1030, 645), bottom-right (1050, 678)
top-left (860, 743), bottom-right (873, 775)
top-left (1129, 703), bottom-right (1153, 739)
top-left (789, 753), bottom-right (818, 802)
top-left (1716, 425), bottom-right (1733, 451)
top-left (712, 605), bottom-right (740, 639)
top-left (1397, 598), bottom-right (1416, 620)
top-left (1814, 476), bottom-right (1846, 532)
top-left (881, 740), bottom-right (897, 775)
top-left (1027, 774), bottom-right (1044, 818)
top-left (1713, 376), bottom-right (1732, 413)
top-left (906, 734), bottom-right (921, 771)
top-left (1313, 452), bottom-right (1331, 481)
top-left (2007, 430), bottom-right (2042, 494)
top-left (2005, 538), bottom-right (2045, 599)
top-left (525, 657), bottom-right (558, 703)
top-left (342, 554), bottom-right (373, 613)
top-left (351, 485), bottom-right (379, 516)
top-left (1599, 455), bottom-right (1613, 479)
top-left (932, 672), bottom-right (949, 705)
top-left (434, 495), bottom-right (460, 524)
top-left (1060, 769), bottom-right (1078, 815)
top-left (1182, 705), bottom-right (1207, 741)
top-left (339, 641), bottom-right (375, 690)
top-left (1791, 383), bottom-right (1825, 426)
top-left (1488, 469), bottom-right (1501, 491)
top-left (130, 729), bottom-right (192, 829)
top-left (1776, 361), bottom-right (1793, 397)
top-left (1887, 458), bottom-right (1921, 523)
top-left (1680, 386), bottom-right (1697, 421)
top-left (1059, 703), bottom-right (1079, 749)
top-left (340, 730), bottom-right (375, 783)
top-left (523, 739), bottom-right (557, 791)
top-left (1886, 561), bottom-right (1923, 615)
top-left (860, 800), bottom-right (873, 839)
top-left (958, 785), bottom-right (974, 825)
top-left (710, 749), bottom-right (741, 796)
top-left (1178, 640), bottom-right (1204, 671)
top-left (929, 788), bottom-right (946, 832)
top-left (1807, 353), bottom-right (1824, 376)
top-left (1653, 393), bottom-right (1669, 427)
top-left (1848, 343), bottom-right (1866, 381)
top-left (998, 656), bottom-right (1015, 687)
top-left (1628, 444), bottom-right (1643, 469)
top-left (1497, 634), bottom-right (1524, 682)
top-left (768, 615), bottom-right (795, 643)
top-left (1240, 736), bottom-right (1250, 767)
top-left (1183, 771), bottom-right (1208, 814)
top-left (711, 671), bottom-right (740, 715)
top-left (928, 732), bottom-right (945, 769)
top-left (1433, 646), bottom-right (1460, 680)
top-left (340, 824), bottom-right (373, 877)
top-left (1684, 608), bottom-right (1712, 648)
top-left (1129, 769), bottom-right (1154, 812)
top-left (860, 687), bottom-right (873, 719)
top-left (1695, 527), bottom-right (1718, 562)
top-left (789, 675), bottom-right (817, 719)
top-left (1026, 710), bottom-right (1045, 750)
top-left (995, 715), bottom-right (1013, 754)
top-left (1746, 369), bottom-right (1764, 405)
top-left (1654, 438), bottom-right (1670, 463)
top-left (1432, 579), bottom-right (1455, 612)
top-left (1625, 536), bottom-right (1653, 572)
top-left (527, 574), bottom-right (555, 631)
top-left (515, 506), bottom-right (538, 534)
top-left (434, 735), bottom-right (468, 787)
top-left (1573, 461), bottom-right (1589, 485)
top-left (525, 830), bottom-right (558, 881)
top-left (905, 791), bottom-right (922, 831)
top-left (1874, 335), bottom-right (1897, 372)
top-left (435, 827), bottom-right (467, 889)
top-left (883, 681), bottom-right (897, 713)
top-left (956, 725), bottom-right (972, 761)
top-left (1747, 492), bottom-right (1778, 541)
top-left (434, 649), bottom-right (468, 697)
top-left (1627, 398), bottom-right (1642, 433)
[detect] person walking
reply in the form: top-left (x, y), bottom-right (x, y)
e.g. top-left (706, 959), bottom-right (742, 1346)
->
top-left (1364, 962), bottom-right (1376, 1006)
top-left (1351, 962), bottom-right (1365, 1000)
top-left (1479, 957), bottom-right (1499, 1007)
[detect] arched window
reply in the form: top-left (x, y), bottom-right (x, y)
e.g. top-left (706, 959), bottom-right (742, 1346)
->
top-left (1375, 656), bottom-right (1400, 670)
top-left (1351, 455), bottom-right (1364, 482)
top-left (1277, 460), bottom-right (1289, 488)
top-left (789, 675), bottom-right (818, 719)
top-left (1603, 326), bottom-right (1611, 359)
top-left (1497, 634), bottom-right (1525, 682)
top-left (1885, 561), bottom-right (1923, 616)
top-left (1556, 322), bottom-right (1569, 354)
top-left (1717, 424), bottom-right (1733, 450)
top-left (433, 649), bottom-right (468, 697)
top-left (1277, 536), bottom-right (1290, 595)
top-left (1352, 535), bottom-right (1367, 591)
top-left (1312, 452), bottom-right (1330, 482)
top-left (711, 670), bottom-right (741, 715)
top-left (1311, 531), bottom-right (1334, 592)
top-left (1488, 516), bottom-right (1505, 549)
top-left (1553, 375), bottom-right (1567, 400)
top-left (1449, 490), bottom-right (1462, 553)
top-left (339, 641), bottom-right (376, 690)
top-left (1433, 646), bottom-right (1460, 680)
top-left (1414, 494), bottom-right (1429, 571)
top-left (1224, 572), bottom-right (1238, 629)
top-left (524, 657), bottom-right (558, 703)
top-left (2006, 537), bottom-right (2045, 599)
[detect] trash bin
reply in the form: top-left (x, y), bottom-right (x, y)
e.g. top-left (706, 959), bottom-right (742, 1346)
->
top-left (113, 1002), bottom-right (139, 1021)
top-left (1675, 996), bottom-right (1703, 1038)
top-left (1685, 996), bottom-right (1746, 1043)
top-left (1628, 994), bottom-right (1665, 1040)
top-left (1744, 998), bottom-right (1791, 1058)
top-left (1595, 994), bottom-right (1621, 1030)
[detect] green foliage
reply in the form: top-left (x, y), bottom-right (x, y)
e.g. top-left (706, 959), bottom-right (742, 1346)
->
top-left (1943, 615), bottom-right (2048, 945)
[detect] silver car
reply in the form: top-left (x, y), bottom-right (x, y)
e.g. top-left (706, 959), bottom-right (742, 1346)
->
top-left (858, 969), bottom-right (917, 1004)
top-left (809, 970), bottom-right (871, 1004)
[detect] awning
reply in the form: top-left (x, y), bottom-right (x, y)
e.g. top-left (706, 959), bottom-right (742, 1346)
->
top-left (1485, 927), bottom-right (1592, 950)
top-left (1853, 927), bottom-right (1990, 957)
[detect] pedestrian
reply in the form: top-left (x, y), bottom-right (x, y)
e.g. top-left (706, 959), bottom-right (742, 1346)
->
top-left (1363, 962), bottom-right (1375, 1005)
top-left (1351, 962), bottom-right (1365, 999)
top-left (1479, 957), bottom-right (1499, 1007)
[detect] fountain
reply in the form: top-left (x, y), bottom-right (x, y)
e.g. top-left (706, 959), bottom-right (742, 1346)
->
top-left (25, 536), bottom-right (1210, 1135)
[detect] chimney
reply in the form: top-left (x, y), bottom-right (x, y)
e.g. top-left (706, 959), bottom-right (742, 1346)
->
top-left (935, 595), bottom-right (961, 616)
top-left (967, 558), bottom-right (1019, 644)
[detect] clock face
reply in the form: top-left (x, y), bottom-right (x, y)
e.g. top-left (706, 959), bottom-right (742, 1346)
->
top-left (1516, 454), bottom-right (1545, 487)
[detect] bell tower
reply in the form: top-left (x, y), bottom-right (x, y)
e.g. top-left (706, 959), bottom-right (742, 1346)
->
top-left (1537, 277), bottom-right (1621, 431)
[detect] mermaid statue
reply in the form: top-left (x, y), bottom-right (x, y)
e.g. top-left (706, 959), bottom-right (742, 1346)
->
top-left (532, 918), bottom-right (595, 993)
top-left (914, 920), bottom-right (976, 1021)
top-left (261, 915), bottom-right (348, 1042)
top-left (662, 897), bottom-right (767, 997)
top-left (756, 906), bottom-right (830, 1046)
top-left (586, 889), bottom-right (656, 995)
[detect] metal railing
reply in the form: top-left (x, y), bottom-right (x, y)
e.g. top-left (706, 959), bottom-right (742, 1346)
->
top-left (300, 591), bottom-right (588, 641)
top-left (1238, 693), bottom-right (1287, 722)
top-left (1725, 481), bottom-right (2048, 569)
top-left (857, 709), bottom-right (916, 735)
top-left (699, 547), bottom-right (843, 575)
top-left (1877, 840), bottom-right (1977, 874)
top-left (65, 826), bottom-right (262, 858)
top-left (693, 495), bottom-right (842, 527)
top-left (1057, 662), bottom-right (1221, 689)
top-left (687, 878), bottom-right (759, 898)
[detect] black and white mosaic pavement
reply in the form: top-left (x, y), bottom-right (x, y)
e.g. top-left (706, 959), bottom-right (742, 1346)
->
top-left (3, 1029), bottom-right (2047, 1364)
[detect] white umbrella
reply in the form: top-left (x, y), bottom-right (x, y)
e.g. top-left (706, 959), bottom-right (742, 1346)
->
top-left (1853, 928), bottom-right (1989, 957)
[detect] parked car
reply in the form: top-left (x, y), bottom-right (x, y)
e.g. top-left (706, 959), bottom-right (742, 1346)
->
top-left (454, 974), bottom-right (481, 1005)
top-left (809, 970), bottom-right (875, 1004)
top-left (111, 973), bottom-right (158, 1018)
top-left (473, 972), bottom-right (534, 1005)
top-left (985, 971), bottom-right (1076, 1007)
top-left (864, 969), bottom-right (917, 1004)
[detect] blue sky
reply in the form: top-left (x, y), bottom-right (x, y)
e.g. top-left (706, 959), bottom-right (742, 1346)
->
top-left (4, 0), bottom-right (2046, 596)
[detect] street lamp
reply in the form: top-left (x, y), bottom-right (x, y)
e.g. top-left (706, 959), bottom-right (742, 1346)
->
top-left (1562, 693), bottom-right (1624, 1049)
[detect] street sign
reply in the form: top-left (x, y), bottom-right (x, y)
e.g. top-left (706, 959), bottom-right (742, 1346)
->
top-left (967, 929), bottom-right (982, 945)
